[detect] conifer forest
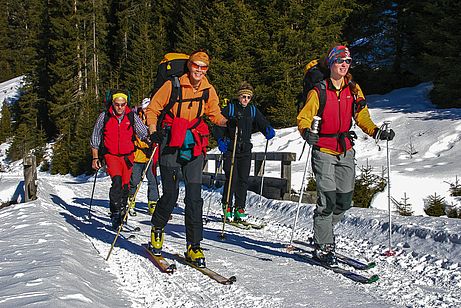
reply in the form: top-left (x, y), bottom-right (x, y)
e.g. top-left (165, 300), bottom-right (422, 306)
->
top-left (0, 0), bottom-right (459, 175)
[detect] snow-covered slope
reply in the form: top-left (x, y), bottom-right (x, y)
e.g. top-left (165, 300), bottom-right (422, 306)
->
top-left (1, 79), bottom-right (461, 307)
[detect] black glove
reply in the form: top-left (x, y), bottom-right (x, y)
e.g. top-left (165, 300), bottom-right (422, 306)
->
top-left (149, 131), bottom-right (163, 144)
top-left (302, 129), bottom-right (319, 146)
top-left (374, 128), bottom-right (395, 141)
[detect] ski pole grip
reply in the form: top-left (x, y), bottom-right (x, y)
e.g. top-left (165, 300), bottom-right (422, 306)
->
top-left (383, 120), bottom-right (391, 133)
top-left (311, 116), bottom-right (322, 134)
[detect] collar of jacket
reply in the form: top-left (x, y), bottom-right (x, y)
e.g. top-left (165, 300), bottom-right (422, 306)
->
top-left (326, 77), bottom-right (351, 91)
top-left (179, 73), bottom-right (212, 92)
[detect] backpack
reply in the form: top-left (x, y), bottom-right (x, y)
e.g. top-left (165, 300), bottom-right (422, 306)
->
top-left (296, 59), bottom-right (329, 115)
top-left (149, 52), bottom-right (209, 132)
top-left (98, 88), bottom-right (136, 157)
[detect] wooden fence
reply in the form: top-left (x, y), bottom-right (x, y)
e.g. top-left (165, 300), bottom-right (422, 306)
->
top-left (203, 152), bottom-right (296, 200)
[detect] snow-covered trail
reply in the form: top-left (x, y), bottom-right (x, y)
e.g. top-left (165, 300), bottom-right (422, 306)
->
top-left (4, 171), bottom-right (460, 307)
top-left (52, 174), bottom-right (388, 308)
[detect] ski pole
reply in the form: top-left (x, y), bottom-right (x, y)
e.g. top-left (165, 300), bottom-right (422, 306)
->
top-left (219, 125), bottom-right (239, 240)
top-left (258, 139), bottom-right (269, 206)
top-left (382, 121), bottom-right (396, 257)
top-left (106, 145), bottom-right (158, 261)
top-left (204, 153), bottom-right (223, 224)
top-left (88, 168), bottom-right (99, 221)
top-left (287, 116), bottom-right (321, 250)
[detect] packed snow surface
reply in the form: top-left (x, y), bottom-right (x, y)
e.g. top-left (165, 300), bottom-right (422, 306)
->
top-left (1, 79), bottom-right (461, 307)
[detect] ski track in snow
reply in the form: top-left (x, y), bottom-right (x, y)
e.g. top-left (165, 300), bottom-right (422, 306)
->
top-left (1, 173), bottom-right (457, 307)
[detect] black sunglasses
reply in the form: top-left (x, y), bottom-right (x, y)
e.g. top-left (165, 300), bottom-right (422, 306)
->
top-left (335, 58), bottom-right (352, 65)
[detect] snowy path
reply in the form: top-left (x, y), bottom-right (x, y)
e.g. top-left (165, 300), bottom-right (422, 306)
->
top-left (2, 172), bottom-right (461, 307)
top-left (59, 174), bottom-right (390, 308)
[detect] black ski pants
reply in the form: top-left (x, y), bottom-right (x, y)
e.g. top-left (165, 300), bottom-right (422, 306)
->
top-left (151, 150), bottom-right (204, 244)
top-left (222, 151), bottom-right (252, 210)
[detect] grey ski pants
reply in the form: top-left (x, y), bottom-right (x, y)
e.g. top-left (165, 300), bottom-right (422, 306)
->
top-left (311, 148), bottom-right (355, 245)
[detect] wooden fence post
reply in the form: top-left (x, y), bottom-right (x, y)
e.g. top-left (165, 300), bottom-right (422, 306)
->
top-left (24, 154), bottom-right (37, 201)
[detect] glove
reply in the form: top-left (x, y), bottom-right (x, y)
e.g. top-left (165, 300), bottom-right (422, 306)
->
top-left (374, 128), bottom-right (395, 141)
top-left (302, 129), bottom-right (319, 146)
top-left (149, 131), bottom-right (163, 144)
top-left (265, 126), bottom-right (275, 140)
top-left (217, 138), bottom-right (229, 153)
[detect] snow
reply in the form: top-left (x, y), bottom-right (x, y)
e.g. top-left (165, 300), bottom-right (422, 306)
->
top-left (1, 78), bottom-right (461, 307)
top-left (0, 75), bottom-right (24, 112)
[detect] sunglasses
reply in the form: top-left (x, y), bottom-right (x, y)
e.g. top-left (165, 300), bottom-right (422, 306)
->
top-left (190, 62), bottom-right (208, 71)
top-left (335, 58), bottom-right (352, 65)
top-left (240, 95), bottom-right (252, 100)
top-left (113, 102), bottom-right (127, 108)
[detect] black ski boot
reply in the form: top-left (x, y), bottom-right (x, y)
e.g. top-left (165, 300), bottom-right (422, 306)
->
top-left (313, 243), bottom-right (338, 267)
top-left (110, 211), bottom-right (122, 230)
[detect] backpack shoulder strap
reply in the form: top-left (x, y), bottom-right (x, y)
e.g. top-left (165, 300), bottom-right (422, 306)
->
top-left (195, 88), bottom-right (209, 118)
top-left (228, 102), bottom-right (235, 118)
top-left (157, 76), bottom-right (181, 131)
top-left (250, 104), bottom-right (256, 120)
top-left (127, 111), bottom-right (136, 142)
top-left (315, 80), bottom-right (327, 118)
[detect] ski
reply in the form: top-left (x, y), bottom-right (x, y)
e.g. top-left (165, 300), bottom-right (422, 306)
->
top-left (174, 253), bottom-right (237, 285)
top-left (142, 244), bottom-right (176, 274)
top-left (226, 221), bottom-right (251, 230)
top-left (234, 220), bottom-right (265, 229)
top-left (294, 251), bottom-right (379, 284)
top-left (224, 220), bottom-right (265, 230)
top-left (293, 240), bottom-right (376, 270)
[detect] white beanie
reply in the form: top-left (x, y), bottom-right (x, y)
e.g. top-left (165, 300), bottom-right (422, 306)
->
top-left (141, 97), bottom-right (150, 109)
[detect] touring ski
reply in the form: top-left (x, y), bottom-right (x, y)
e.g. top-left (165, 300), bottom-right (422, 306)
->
top-left (224, 220), bottom-right (265, 230)
top-left (174, 253), bottom-right (237, 285)
top-left (142, 244), bottom-right (176, 274)
top-left (234, 220), bottom-right (265, 229)
top-left (293, 240), bottom-right (376, 270)
top-left (294, 251), bottom-right (379, 284)
top-left (226, 221), bottom-right (251, 230)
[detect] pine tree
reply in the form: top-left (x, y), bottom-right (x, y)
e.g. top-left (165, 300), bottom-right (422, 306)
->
top-left (412, 1), bottom-right (461, 107)
top-left (396, 193), bottom-right (413, 216)
top-left (0, 101), bottom-right (12, 143)
top-left (424, 192), bottom-right (447, 217)
top-left (353, 162), bottom-right (386, 208)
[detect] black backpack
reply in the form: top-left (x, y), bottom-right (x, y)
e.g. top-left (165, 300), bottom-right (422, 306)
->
top-left (296, 59), bottom-right (329, 115)
top-left (149, 52), bottom-right (209, 132)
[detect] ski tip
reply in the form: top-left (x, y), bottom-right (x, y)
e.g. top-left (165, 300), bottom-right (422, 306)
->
top-left (367, 262), bottom-right (377, 269)
top-left (367, 274), bottom-right (380, 283)
top-left (229, 276), bottom-right (237, 283)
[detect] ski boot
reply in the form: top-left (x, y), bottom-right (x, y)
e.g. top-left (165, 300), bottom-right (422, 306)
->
top-left (313, 243), bottom-right (338, 267)
top-left (128, 195), bottom-right (136, 216)
top-left (149, 226), bottom-right (164, 256)
top-left (185, 243), bottom-right (206, 268)
top-left (222, 203), bottom-right (233, 222)
top-left (234, 208), bottom-right (248, 222)
top-left (147, 200), bottom-right (157, 215)
top-left (110, 211), bottom-right (122, 230)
